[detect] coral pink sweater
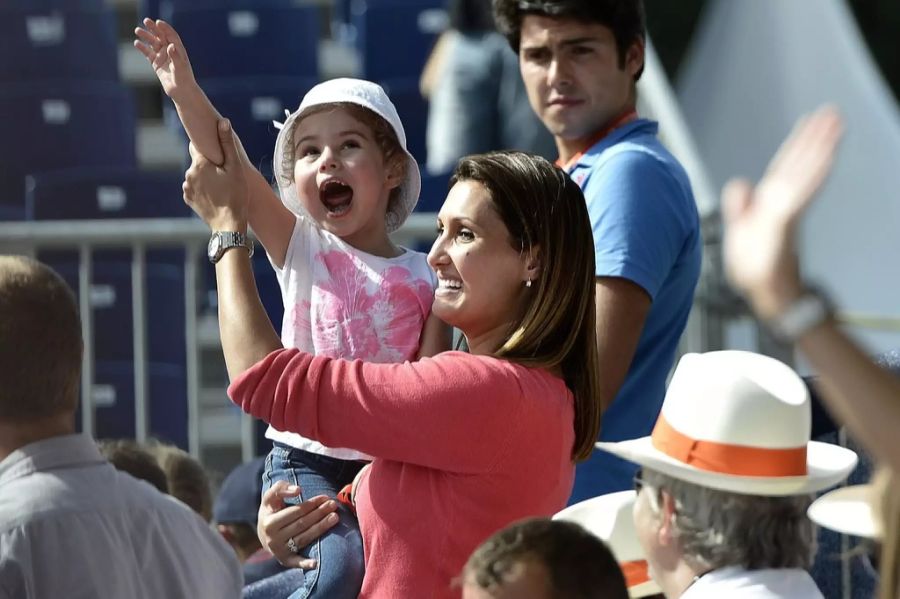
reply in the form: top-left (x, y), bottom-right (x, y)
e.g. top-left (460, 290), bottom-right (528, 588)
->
top-left (229, 349), bottom-right (576, 598)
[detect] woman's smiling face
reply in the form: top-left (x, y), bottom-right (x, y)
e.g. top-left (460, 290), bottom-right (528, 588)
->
top-left (427, 179), bottom-right (531, 353)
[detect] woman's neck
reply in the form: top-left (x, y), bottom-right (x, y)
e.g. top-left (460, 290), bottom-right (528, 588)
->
top-left (464, 321), bottom-right (515, 356)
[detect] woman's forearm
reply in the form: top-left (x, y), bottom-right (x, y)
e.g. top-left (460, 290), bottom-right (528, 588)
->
top-left (798, 320), bottom-right (900, 472)
top-left (215, 245), bottom-right (283, 381)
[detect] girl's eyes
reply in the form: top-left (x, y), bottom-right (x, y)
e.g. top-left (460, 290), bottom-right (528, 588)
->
top-left (298, 140), bottom-right (359, 157)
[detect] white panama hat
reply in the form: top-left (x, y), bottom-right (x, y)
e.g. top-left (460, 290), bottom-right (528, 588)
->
top-left (808, 484), bottom-right (880, 539)
top-left (596, 351), bottom-right (858, 496)
top-left (272, 78), bottom-right (421, 233)
top-left (554, 491), bottom-right (662, 598)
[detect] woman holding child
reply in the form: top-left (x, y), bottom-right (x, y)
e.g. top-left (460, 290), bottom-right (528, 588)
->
top-left (180, 80), bottom-right (601, 599)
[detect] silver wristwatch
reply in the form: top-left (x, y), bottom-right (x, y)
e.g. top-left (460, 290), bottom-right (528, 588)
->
top-left (766, 285), bottom-right (834, 343)
top-left (207, 231), bottom-right (254, 264)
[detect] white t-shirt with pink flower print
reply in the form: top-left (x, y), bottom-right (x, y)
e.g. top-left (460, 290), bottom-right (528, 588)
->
top-left (266, 215), bottom-right (437, 460)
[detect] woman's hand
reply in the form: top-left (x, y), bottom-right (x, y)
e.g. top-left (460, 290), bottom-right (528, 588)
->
top-left (257, 481), bottom-right (341, 569)
top-left (722, 105), bottom-right (843, 319)
top-left (182, 119), bottom-right (249, 232)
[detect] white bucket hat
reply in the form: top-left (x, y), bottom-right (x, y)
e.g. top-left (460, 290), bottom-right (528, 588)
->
top-left (808, 484), bottom-right (880, 539)
top-left (554, 491), bottom-right (662, 598)
top-left (596, 351), bottom-right (858, 496)
top-left (272, 78), bottom-right (421, 232)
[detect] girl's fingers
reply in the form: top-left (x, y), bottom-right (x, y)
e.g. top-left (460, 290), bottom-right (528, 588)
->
top-left (134, 27), bottom-right (161, 49)
top-left (156, 20), bottom-right (184, 47)
top-left (133, 40), bottom-right (155, 61)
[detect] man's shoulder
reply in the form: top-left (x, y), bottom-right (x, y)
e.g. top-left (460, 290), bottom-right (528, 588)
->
top-left (0, 466), bottom-right (241, 596)
top-left (589, 137), bottom-right (688, 183)
top-left (0, 463), bottom-right (162, 524)
top-left (576, 135), bottom-right (695, 213)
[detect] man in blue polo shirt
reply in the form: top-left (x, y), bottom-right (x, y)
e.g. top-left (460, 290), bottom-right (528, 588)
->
top-left (494, 0), bottom-right (701, 499)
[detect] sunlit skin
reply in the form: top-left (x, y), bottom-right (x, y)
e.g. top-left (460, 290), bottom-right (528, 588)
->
top-left (632, 484), bottom-right (697, 598)
top-left (292, 109), bottom-right (403, 258)
top-left (518, 15), bottom-right (644, 165)
top-left (427, 180), bottom-right (536, 356)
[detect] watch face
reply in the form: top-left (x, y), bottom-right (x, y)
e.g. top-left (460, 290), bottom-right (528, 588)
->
top-left (208, 233), bottom-right (222, 259)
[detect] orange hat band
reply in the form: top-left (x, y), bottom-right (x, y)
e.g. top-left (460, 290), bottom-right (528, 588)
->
top-left (620, 560), bottom-right (650, 588)
top-left (651, 415), bottom-right (808, 477)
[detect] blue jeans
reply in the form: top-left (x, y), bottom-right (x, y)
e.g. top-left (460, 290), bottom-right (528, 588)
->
top-left (247, 444), bottom-right (365, 599)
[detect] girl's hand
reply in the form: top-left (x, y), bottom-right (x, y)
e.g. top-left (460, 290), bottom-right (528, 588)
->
top-left (134, 18), bottom-right (197, 102)
top-left (722, 105), bottom-right (844, 319)
top-left (257, 481), bottom-right (341, 569)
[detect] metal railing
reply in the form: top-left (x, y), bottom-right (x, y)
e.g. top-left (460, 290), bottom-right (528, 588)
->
top-left (0, 214), bottom-right (439, 460)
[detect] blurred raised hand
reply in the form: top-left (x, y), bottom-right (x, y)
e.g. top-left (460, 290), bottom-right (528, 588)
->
top-left (722, 105), bottom-right (844, 319)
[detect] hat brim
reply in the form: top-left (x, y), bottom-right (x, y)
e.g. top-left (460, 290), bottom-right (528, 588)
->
top-left (808, 484), bottom-right (879, 539)
top-left (596, 437), bottom-right (857, 496)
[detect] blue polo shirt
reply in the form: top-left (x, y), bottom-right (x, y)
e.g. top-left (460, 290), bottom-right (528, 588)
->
top-left (567, 119), bottom-right (701, 501)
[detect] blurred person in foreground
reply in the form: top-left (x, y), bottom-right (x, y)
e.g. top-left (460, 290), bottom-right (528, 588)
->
top-left (460, 517), bottom-right (629, 599)
top-left (721, 105), bottom-right (900, 599)
top-left (0, 255), bottom-right (242, 598)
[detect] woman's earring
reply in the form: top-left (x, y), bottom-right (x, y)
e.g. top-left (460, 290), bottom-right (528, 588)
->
top-left (525, 279), bottom-right (532, 288)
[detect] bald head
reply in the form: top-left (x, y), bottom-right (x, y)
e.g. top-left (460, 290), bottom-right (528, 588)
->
top-left (0, 256), bottom-right (82, 422)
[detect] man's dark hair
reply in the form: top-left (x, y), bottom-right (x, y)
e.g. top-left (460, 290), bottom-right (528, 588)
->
top-left (462, 518), bottom-right (629, 598)
top-left (492, 0), bottom-right (646, 79)
top-left (0, 256), bottom-right (82, 422)
top-left (98, 439), bottom-right (170, 493)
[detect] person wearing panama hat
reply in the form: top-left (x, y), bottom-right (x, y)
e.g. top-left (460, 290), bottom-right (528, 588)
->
top-left (595, 350), bottom-right (858, 598)
top-left (554, 491), bottom-right (663, 598)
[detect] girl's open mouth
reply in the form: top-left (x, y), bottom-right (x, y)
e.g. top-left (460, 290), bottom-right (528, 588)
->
top-left (319, 180), bottom-right (353, 216)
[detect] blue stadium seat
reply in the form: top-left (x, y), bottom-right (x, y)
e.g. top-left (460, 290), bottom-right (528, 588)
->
top-left (382, 79), bottom-right (429, 165)
top-left (0, 82), bottom-right (137, 219)
top-left (191, 77), bottom-right (317, 178)
top-left (4, 0), bottom-right (104, 8)
top-left (75, 360), bottom-right (189, 449)
top-left (0, 8), bottom-right (118, 83)
top-left (40, 251), bottom-right (187, 367)
top-left (351, 0), bottom-right (447, 82)
top-left (26, 167), bottom-right (190, 220)
top-left (143, 0), bottom-right (303, 20)
top-left (162, 4), bottom-right (320, 80)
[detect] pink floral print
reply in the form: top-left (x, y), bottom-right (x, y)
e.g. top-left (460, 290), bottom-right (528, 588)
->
top-left (288, 250), bottom-right (433, 363)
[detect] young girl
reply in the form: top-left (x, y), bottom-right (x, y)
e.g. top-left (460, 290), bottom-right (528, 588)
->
top-left (135, 19), bottom-right (451, 598)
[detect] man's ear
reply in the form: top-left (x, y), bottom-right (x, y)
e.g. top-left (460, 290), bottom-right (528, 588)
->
top-left (657, 490), bottom-right (677, 547)
top-left (625, 38), bottom-right (645, 78)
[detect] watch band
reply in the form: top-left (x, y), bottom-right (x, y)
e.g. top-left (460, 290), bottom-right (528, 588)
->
top-left (208, 231), bottom-right (254, 264)
top-left (766, 285), bottom-right (834, 343)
